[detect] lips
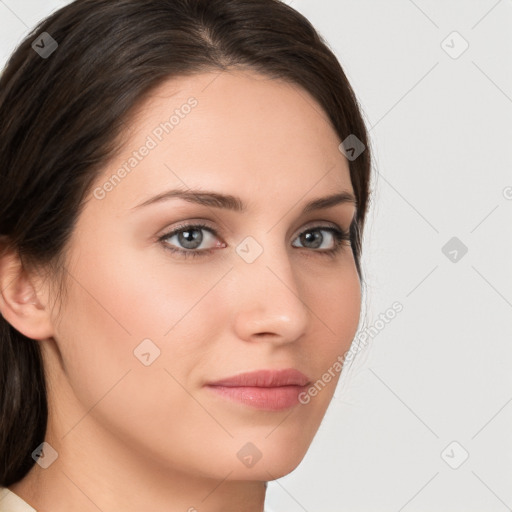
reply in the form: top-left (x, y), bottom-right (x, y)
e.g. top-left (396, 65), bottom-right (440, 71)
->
top-left (208, 368), bottom-right (310, 387)
top-left (205, 369), bottom-right (311, 411)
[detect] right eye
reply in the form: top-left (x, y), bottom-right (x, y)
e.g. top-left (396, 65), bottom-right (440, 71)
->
top-left (158, 223), bottom-right (226, 258)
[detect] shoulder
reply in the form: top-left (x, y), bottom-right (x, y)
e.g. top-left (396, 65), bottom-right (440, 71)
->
top-left (0, 487), bottom-right (37, 511)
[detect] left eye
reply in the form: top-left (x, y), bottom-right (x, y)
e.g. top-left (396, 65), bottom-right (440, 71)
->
top-left (291, 228), bottom-right (339, 250)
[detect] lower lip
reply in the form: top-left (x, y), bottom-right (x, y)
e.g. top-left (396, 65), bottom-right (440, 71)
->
top-left (205, 385), bottom-right (308, 411)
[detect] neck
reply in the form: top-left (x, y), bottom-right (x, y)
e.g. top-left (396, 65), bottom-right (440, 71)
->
top-left (10, 423), bottom-right (267, 512)
top-left (10, 343), bottom-right (267, 512)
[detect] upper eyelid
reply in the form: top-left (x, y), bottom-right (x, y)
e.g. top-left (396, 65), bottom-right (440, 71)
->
top-left (159, 220), bottom-right (347, 240)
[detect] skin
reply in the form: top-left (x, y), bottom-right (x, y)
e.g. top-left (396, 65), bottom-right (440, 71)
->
top-left (1, 68), bottom-right (361, 511)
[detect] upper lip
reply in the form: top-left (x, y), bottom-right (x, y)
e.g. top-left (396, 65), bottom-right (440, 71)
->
top-left (206, 368), bottom-right (311, 388)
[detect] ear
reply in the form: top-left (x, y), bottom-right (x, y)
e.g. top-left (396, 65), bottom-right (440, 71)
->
top-left (0, 245), bottom-right (55, 340)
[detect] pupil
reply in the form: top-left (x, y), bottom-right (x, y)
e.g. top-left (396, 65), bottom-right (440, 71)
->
top-left (302, 231), bottom-right (322, 249)
top-left (179, 229), bottom-right (203, 249)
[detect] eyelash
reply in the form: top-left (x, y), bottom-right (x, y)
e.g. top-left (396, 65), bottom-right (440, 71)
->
top-left (157, 222), bottom-right (351, 260)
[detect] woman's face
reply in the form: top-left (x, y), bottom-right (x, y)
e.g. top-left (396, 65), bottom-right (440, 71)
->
top-left (44, 69), bottom-right (361, 482)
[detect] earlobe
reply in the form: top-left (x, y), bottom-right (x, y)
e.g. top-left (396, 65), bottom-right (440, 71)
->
top-left (0, 246), bottom-right (54, 340)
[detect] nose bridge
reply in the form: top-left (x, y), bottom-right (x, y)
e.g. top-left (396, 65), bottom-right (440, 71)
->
top-left (231, 232), bottom-right (310, 342)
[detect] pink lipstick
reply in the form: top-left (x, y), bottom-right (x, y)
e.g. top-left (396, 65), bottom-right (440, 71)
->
top-left (205, 368), bottom-right (311, 411)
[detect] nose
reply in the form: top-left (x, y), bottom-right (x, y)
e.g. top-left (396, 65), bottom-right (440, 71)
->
top-left (230, 238), bottom-right (310, 345)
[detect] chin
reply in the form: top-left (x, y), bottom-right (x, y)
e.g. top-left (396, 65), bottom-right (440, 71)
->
top-left (225, 435), bottom-right (313, 482)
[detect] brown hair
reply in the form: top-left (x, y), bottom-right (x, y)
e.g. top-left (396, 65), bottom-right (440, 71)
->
top-left (0, 0), bottom-right (372, 486)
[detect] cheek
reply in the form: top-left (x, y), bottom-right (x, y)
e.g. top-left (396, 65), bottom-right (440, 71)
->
top-left (321, 267), bottom-right (361, 350)
top-left (292, 260), bottom-right (361, 414)
top-left (303, 256), bottom-right (362, 356)
top-left (54, 243), bottom-right (230, 391)
top-left (51, 252), bottom-right (235, 475)
top-left (63, 234), bottom-right (225, 337)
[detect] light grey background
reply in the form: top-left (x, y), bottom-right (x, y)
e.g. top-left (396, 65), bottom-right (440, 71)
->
top-left (1, 1), bottom-right (511, 510)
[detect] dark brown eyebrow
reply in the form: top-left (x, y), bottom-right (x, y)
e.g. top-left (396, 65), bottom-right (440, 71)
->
top-left (131, 189), bottom-right (357, 215)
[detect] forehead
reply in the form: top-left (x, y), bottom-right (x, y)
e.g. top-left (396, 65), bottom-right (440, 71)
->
top-left (95, 68), bottom-right (352, 211)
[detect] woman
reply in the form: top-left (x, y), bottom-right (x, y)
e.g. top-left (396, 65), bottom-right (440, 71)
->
top-left (0, 0), bottom-right (372, 510)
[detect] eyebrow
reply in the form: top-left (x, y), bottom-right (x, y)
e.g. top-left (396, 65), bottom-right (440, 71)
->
top-left (131, 188), bottom-right (357, 215)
